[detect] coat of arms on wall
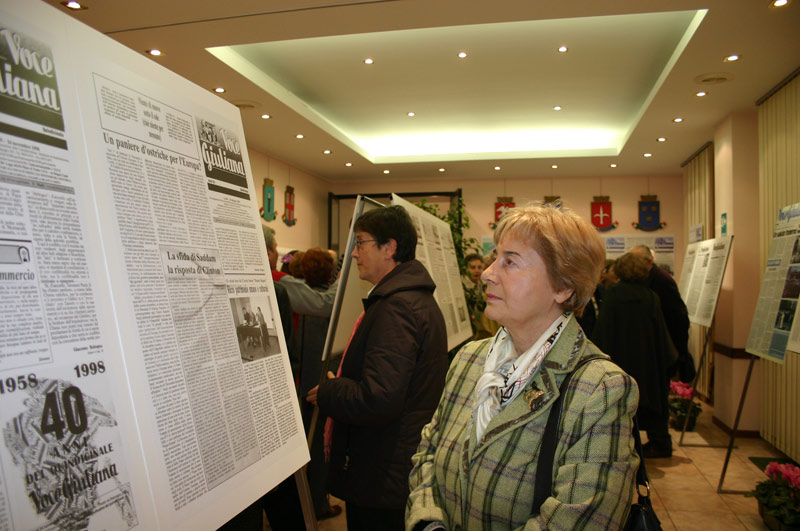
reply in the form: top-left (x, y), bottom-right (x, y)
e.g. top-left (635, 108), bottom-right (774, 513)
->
top-left (544, 195), bottom-right (561, 207)
top-left (282, 185), bottom-right (297, 226)
top-left (261, 178), bottom-right (277, 221)
top-left (490, 196), bottom-right (515, 229)
top-left (633, 194), bottom-right (666, 231)
top-left (591, 196), bottom-right (618, 232)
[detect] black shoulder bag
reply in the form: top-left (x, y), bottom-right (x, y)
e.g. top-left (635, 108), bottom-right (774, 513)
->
top-left (532, 357), bottom-right (661, 530)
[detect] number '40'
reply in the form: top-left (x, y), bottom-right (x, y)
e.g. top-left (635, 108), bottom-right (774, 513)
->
top-left (40, 387), bottom-right (87, 439)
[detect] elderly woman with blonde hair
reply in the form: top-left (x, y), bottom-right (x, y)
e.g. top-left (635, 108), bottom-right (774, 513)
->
top-left (406, 202), bottom-right (639, 530)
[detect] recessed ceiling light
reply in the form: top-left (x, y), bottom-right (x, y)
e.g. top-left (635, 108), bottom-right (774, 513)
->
top-left (364, 58), bottom-right (374, 65)
top-left (771, 0), bottom-right (790, 7)
top-left (295, 134), bottom-right (304, 139)
top-left (724, 54), bottom-right (740, 62)
top-left (383, 170), bottom-right (390, 174)
top-left (644, 153), bottom-right (653, 158)
top-left (609, 163), bottom-right (617, 168)
top-left (673, 117), bottom-right (684, 123)
top-left (323, 149), bottom-right (331, 155)
top-left (551, 164), bottom-right (558, 169)
top-left (458, 51), bottom-right (467, 58)
top-left (345, 162), bottom-right (352, 167)
top-left (146, 49), bottom-right (162, 57)
top-left (553, 106), bottom-right (562, 111)
top-left (494, 166), bottom-right (501, 171)
top-left (696, 91), bottom-right (707, 97)
top-left (62, 1), bottom-right (87, 10)
top-left (261, 114), bottom-right (271, 119)
top-left (657, 137), bottom-right (666, 142)
top-left (438, 168), bottom-right (445, 172)
top-left (214, 87), bottom-right (225, 93)
top-left (407, 112), bottom-right (415, 117)
top-left (558, 46), bottom-right (568, 53)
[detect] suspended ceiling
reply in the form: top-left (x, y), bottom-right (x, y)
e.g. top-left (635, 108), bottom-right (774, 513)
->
top-left (43, 0), bottom-right (800, 182)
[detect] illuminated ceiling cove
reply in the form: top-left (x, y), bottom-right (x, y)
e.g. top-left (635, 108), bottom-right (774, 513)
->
top-left (209, 10), bottom-right (706, 164)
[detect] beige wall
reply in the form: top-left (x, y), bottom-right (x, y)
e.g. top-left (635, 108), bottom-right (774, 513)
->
top-left (713, 111), bottom-right (760, 348)
top-left (249, 148), bottom-right (331, 253)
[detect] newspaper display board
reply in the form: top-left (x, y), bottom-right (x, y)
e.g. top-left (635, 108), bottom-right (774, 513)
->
top-left (0, 2), bottom-right (308, 530)
top-left (391, 194), bottom-right (472, 351)
top-left (602, 234), bottom-right (677, 275)
top-left (747, 203), bottom-right (800, 363)
top-left (676, 236), bottom-right (733, 327)
top-left (327, 197), bottom-right (380, 357)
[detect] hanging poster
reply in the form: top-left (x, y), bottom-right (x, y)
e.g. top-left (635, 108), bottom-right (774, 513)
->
top-left (677, 236), bottom-right (733, 327)
top-left (746, 203), bottom-right (800, 363)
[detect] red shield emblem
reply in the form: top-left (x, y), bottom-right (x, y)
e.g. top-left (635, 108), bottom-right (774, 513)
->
top-left (592, 195), bottom-right (619, 232)
top-left (591, 200), bottom-right (617, 232)
top-left (495, 202), bottom-right (514, 222)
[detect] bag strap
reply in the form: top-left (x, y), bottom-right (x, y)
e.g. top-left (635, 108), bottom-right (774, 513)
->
top-left (630, 415), bottom-right (652, 504)
top-left (532, 355), bottom-right (605, 515)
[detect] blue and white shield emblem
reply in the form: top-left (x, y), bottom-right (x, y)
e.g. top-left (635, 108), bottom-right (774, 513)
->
top-left (634, 197), bottom-right (665, 231)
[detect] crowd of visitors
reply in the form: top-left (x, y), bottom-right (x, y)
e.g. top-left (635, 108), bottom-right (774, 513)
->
top-left (223, 201), bottom-right (694, 530)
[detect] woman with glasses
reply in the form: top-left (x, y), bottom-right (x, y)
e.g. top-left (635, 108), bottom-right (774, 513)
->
top-left (307, 205), bottom-right (448, 531)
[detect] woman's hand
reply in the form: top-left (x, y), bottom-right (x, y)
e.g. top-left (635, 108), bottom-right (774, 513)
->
top-left (306, 371), bottom-right (336, 406)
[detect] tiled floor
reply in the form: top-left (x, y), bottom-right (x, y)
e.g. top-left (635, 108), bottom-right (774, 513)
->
top-left (642, 403), bottom-right (783, 531)
top-left (307, 402), bottom-right (786, 531)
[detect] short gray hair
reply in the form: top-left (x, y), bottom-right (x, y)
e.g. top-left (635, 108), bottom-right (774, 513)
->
top-left (262, 225), bottom-right (276, 249)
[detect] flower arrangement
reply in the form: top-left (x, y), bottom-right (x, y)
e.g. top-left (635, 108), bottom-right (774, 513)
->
top-left (747, 461), bottom-right (800, 528)
top-left (667, 381), bottom-right (702, 430)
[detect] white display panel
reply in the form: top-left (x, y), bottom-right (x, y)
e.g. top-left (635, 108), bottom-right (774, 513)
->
top-left (0, 2), bottom-right (308, 530)
top-left (391, 194), bottom-right (472, 351)
top-left (747, 203), bottom-right (800, 363)
top-left (676, 235), bottom-right (733, 327)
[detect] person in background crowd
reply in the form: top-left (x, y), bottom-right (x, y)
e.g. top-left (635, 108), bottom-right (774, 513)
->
top-left (630, 245), bottom-right (695, 383)
top-left (593, 251), bottom-right (676, 459)
top-left (463, 252), bottom-right (485, 288)
top-left (289, 250), bottom-right (305, 279)
top-left (307, 205), bottom-right (448, 531)
top-left (280, 250), bottom-right (299, 274)
top-left (264, 226), bottom-right (288, 282)
top-left (462, 252), bottom-right (500, 340)
top-left (407, 202), bottom-right (638, 530)
top-left (292, 248), bottom-right (342, 521)
top-left (577, 259), bottom-right (616, 340)
top-left (598, 259), bottom-right (619, 300)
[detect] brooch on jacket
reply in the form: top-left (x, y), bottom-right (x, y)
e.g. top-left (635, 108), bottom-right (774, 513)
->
top-left (524, 386), bottom-right (545, 411)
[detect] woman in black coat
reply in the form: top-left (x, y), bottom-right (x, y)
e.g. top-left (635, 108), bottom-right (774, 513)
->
top-left (593, 251), bottom-right (676, 458)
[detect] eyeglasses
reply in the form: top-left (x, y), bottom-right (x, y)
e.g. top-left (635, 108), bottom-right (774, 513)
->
top-left (354, 238), bottom-right (378, 250)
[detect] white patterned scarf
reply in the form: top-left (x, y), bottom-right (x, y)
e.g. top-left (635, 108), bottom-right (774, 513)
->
top-left (473, 313), bottom-right (571, 442)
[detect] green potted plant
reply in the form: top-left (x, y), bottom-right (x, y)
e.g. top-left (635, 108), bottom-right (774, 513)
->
top-left (747, 461), bottom-right (800, 530)
top-left (667, 381), bottom-right (702, 430)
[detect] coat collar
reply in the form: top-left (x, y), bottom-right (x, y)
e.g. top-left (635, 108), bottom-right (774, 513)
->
top-left (363, 259), bottom-right (435, 310)
top-left (469, 318), bottom-right (589, 458)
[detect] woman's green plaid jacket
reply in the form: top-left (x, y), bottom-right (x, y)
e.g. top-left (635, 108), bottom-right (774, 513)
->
top-left (407, 318), bottom-right (639, 530)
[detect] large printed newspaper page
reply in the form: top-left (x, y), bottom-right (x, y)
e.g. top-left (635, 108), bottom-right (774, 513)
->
top-left (391, 194), bottom-right (472, 351)
top-left (676, 236), bottom-right (733, 327)
top-left (747, 203), bottom-right (800, 363)
top-left (0, 2), bottom-right (308, 530)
